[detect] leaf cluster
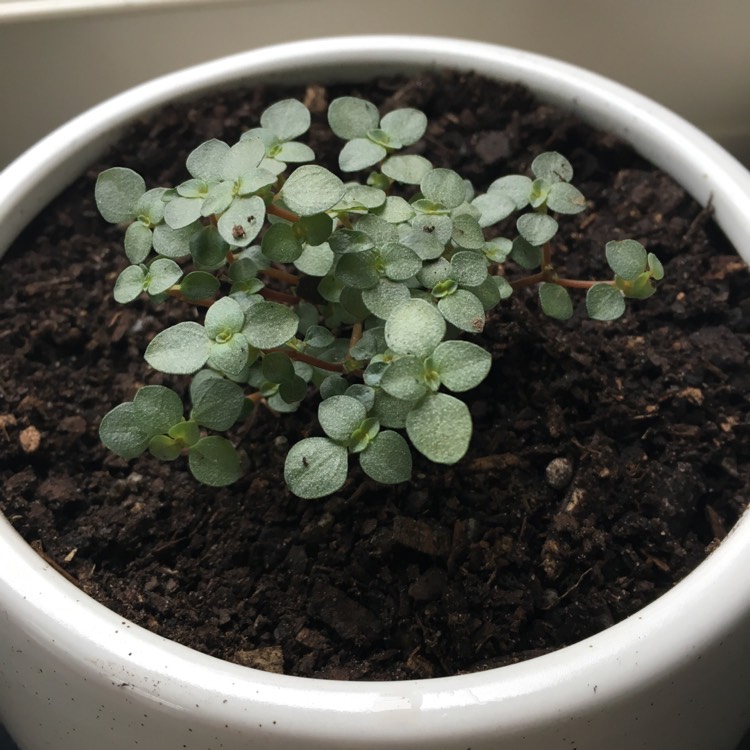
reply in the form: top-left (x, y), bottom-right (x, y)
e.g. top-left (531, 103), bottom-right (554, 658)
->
top-left (96, 94), bottom-right (664, 498)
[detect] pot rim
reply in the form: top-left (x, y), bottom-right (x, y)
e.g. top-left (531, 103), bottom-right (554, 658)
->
top-left (1, 35), bottom-right (749, 738)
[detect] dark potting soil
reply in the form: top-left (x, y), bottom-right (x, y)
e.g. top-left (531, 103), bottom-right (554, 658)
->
top-left (1, 71), bottom-right (749, 681)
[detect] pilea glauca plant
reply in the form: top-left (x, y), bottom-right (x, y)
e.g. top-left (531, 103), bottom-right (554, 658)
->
top-left (96, 95), bottom-right (663, 498)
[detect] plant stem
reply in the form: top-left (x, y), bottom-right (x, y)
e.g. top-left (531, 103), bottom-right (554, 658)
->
top-left (262, 266), bottom-right (301, 285)
top-left (267, 202), bottom-right (300, 223)
top-left (259, 288), bottom-right (299, 305)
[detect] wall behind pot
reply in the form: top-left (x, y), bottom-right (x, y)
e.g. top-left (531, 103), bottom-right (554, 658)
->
top-left (0, 0), bottom-right (748, 169)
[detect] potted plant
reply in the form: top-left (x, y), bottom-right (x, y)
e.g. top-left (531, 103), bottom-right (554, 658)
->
top-left (0, 36), bottom-right (749, 750)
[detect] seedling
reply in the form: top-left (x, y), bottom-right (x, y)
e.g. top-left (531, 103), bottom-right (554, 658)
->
top-left (96, 95), bottom-right (663, 498)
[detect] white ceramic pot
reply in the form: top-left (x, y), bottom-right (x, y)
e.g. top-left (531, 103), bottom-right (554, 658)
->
top-left (1, 36), bottom-right (749, 750)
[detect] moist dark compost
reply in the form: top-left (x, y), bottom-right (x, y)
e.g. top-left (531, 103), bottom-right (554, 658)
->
top-left (1, 70), bottom-right (749, 681)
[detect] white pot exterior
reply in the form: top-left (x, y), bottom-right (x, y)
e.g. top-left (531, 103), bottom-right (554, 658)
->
top-left (1, 36), bottom-right (749, 750)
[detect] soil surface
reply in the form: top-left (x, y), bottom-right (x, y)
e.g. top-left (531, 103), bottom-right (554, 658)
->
top-left (1, 71), bottom-right (749, 680)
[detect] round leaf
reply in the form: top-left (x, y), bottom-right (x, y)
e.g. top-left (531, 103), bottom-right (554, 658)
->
top-left (532, 152), bottom-right (574, 183)
top-left (186, 139), bottom-right (229, 181)
top-left (380, 108), bottom-right (427, 146)
top-left (153, 222), bottom-right (199, 260)
top-left (546, 182), bottom-right (587, 215)
top-left (328, 97), bottom-right (380, 140)
top-left (605, 239), bottom-right (648, 280)
top-left (113, 265), bottom-right (146, 303)
top-left (431, 340), bottom-right (492, 392)
top-left (385, 298), bottom-right (446, 357)
top-left (421, 168), bottom-right (466, 209)
top-left (132, 385), bottom-right (184, 435)
top-left (95, 167), bottom-right (145, 224)
top-left (180, 271), bottom-right (220, 301)
top-left (261, 98), bottom-right (311, 141)
top-left (488, 174), bottom-right (532, 210)
top-left (361, 279), bottom-right (411, 320)
top-left (471, 192), bottom-right (516, 228)
top-left (539, 282), bottom-right (574, 321)
top-left (284, 437), bottom-right (348, 499)
top-left (217, 196), bottom-right (266, 247)
top-left (242, 301), bottom-right (298, 349)
top-left (516, 213), bottom-right (559, 247)
top-left (380, 356), bottom-right (428, 401)
top-left (381, 154), bottom-right (433, 185)
top-left (282, 165), bottom-right (345, 216)
top-left (190, 377), bottom-right (246, 431)
top-left (359, 430), bottom-right (412, 484)
top-left (437, 290), bottom-right (486, 333)
top-left (124, 221), bottom-right (153, 264)
top-left (205, 296), bottom-right (245, 338)
top-left (586, 283), bottom-right (626, 321)
top-left (406, 393), bottom-right (472, 464)
top-left (188, 436), bottom-right (242, 487)
top-left (99, 402), bottom-right (149, 459)
top-left (262, 222), bottom-right (303, 263)
top-left (318, 395), bottom-right (367, 442)
top-left (146, 258), bottom-right (182, 296)
top-left (339, 138), bottom-right (386, 172)
top-left (144, 321), bottom-right (210, 374)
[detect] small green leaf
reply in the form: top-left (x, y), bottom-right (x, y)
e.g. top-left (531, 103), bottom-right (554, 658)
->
top-left (380, 243), bottom-right (422, 282)
top-left (146, 258), bottom-right (182, 296)
top-left (605, 239), bottom-right (648, 280)
top-left (451, 214), bottom-right (486, 250)
top-left (361, 279), bottom-right (411, 320)
top-left (421, 168), bottom-right (466, 209)
top-left (145, 321), bottom-right (211, 374)
top-left (95, 167), bottom-right (146, 224)
top-left (359, 430), bottom-right (412, 484)
top-left (188, 436), bottom-right (243, 487)
top-left (284, 437), bottom-right (348, 499)
top-left (471, 192), bottom-right (516, 227)
top-left (531, 152), bottom-right (574, 183)
top-left (648, 252), bottom-right (664, 280)
top-left (180, 271), bottom-right (220, 301)
top-left (587, 283), bottom-right (626, 320)
top-left (294, 241), bottom-right (334, 277)
top-left (129, 385), bottom-right (185, 439)
top-left (262, 222), bottom-right (303, 263)
top-left (208, 335), bottom-right (249, 378)
top-left (517, 213), bottom-right (559, 246)
top-left (221, 139), bottom-right (266, 181)
top-left (164, 195), bottom-right (203, 230)
top-left (282, 165), bottom-right (345, 216)
top-left (190, 225), bottom-right (230, 270)
top-left (318, 395), bottom-right (367, 442)
top-left (328, 97), bottom-right (380, 140)
top-left (431, 340), bottom-right (492, 392)
top-left (148, 434), bottom-right (182, 461)
top-left (450, 251), bottom-right (488, 286)
top-left (546, 182), bottom-right (587, 214)
top-left (205, 296), bottom-right (245, 339)
top-left (406, 393), bottom-right (472, 464)
top-left (191, 377), bottom-right (246, 431)
top-left (339, 138), bottom-right (386, 172)
top-left (375, 195), bottom-right (415, 223)
top-left (168, 419), bottom-right (201, 448)
top-left (372, 390), bottom-right (417, 429)
top-left (186, 139), bottom-right (229, 181)
top-left (488, 174), bottom-right (532, 210)
top-left (114, 265), bottom-right (147, 303)
top-left (262, 351), bottom-right (296, 383)
top-left (99, 402), bottom-right (150, 459)
top-left (381, 154), bottom-right (433, 185)
top-left (380, 355), bottom-right (428, 401)
top-left (437, 290), bottom-right (486, 333)
top-left (260, 98), bottom-right (311, 141)
top-left (124, 221), bottom-right (153, 264)
top-left (242, 301), bottom-right (298, 349)
top-left (152, 222), bottom-right (199, 260)
top-left (335, 251), bottom-right (380, 290)
top-left (510, 236), bottom-right (543, 269)
top-left (539, 283), bottom-right (574, 320)
top-left (217, 196), bottom-right (266, 247)
top-left (380, 108), bottom-right (427, 146)
top-left (385, 298), bottom-right (446, 357)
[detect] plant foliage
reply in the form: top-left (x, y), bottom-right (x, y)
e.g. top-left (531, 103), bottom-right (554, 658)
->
top-left (96, 95), bottom-right (663, 497)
